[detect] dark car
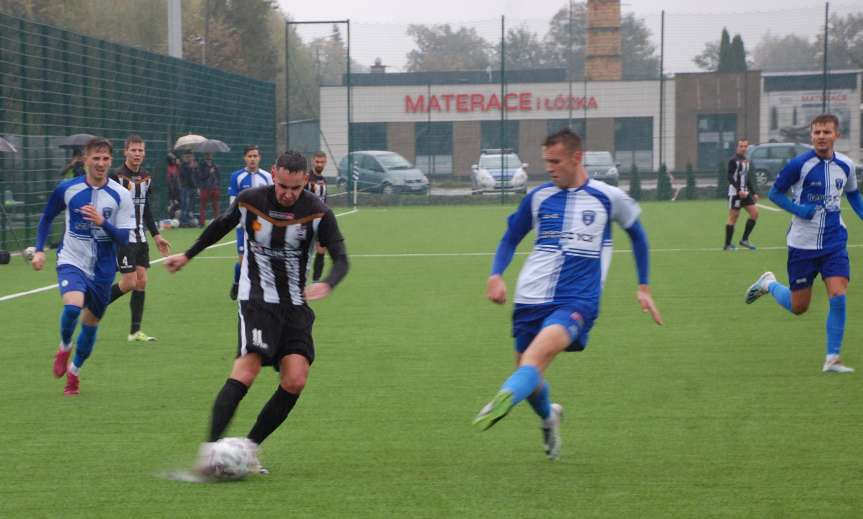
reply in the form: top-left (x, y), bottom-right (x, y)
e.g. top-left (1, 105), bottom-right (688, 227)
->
top-left (583, 151), bottom-right (620, 186)
top-left (337, 151), bottom-right (429, 195)
top-left (747, 142), bottom-right (813, 189)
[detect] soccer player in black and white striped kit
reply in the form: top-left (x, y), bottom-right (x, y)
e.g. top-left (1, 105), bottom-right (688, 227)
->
top-left (724, 138), bottom-right (759, 250)
top-left (108, 135), bottom-right (171, 342)
top-left (165, 151), bottom-right (349, 474)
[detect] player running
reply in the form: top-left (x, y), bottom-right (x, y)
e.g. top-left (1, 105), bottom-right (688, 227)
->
top-left (32, 138), bottom-right (134, 395)
top-left (746, 114), bottom-right (862, 373)
top-left (472, 129), bottom-right (663, 460)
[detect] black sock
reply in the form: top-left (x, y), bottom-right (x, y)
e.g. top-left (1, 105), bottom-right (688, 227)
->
top-left (724, 224), bottom-right (734, 246)
top-left (130, 290), bottom-right (145, 334)
top-left (312, 252), bottom-right (325, 282)
top-left (742, 219), bottom-right (756, 241)
top-left (247, 386), bottom-right (300, 445)
top-left (109, 283), bottom-right (126, 304)
top-left (209, 378), bottom-right (248, 442)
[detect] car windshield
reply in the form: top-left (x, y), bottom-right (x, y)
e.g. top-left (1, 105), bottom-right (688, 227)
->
top-left (479, 154), bottom-right (521, 169)
top-left (375, 153), bottom-right (413, 170)
top-left (584, 152), bottom-right (613, 166)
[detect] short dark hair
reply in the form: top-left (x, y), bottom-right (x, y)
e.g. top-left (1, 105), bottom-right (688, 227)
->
top-left (811, 113), bottom-right (839, 130)
top-left (243, 145), bottom-right (260, 156)
top-left (543, 128), bottom-right (582, 152)
top-left (313, 150), bottom-right (326, 159)
top-left (124, 134), bottom-right (145, 149)
top-left (275, 150), bottom-right (307, 173)
top-left (84, 137), bottom-right (113, 155)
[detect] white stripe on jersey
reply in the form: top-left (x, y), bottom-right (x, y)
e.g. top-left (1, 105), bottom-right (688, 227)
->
top-left (251, 218), bottom-right (281, 303)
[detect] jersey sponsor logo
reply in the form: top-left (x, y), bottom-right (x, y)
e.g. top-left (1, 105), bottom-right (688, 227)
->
top-left (248, 240), bottom-right (301, 260)
top-left (540, 212), bottom-right (560, 220)
top-left (582, 210), bottom-right (596, 225)
top-left (251, 328), bottom-right (269, 350)
top-left (268, 211), bottom-right (295, 220)
top-left (575, 233), bottom-right (594, 243)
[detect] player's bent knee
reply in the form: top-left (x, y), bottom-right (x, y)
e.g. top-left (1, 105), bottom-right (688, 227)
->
top-left (790, 304), bottom-right (809, 315)
top-left (279, 376), bottom-right (306, 394)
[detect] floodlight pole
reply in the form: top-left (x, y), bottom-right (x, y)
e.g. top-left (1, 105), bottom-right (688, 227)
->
top-left (822, 2), bottom-right (829, 113)
top-left (658, 10), bottom-right (665, 169)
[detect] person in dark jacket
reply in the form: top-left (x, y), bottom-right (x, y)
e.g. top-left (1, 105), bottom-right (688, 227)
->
top-left (197, 153), bottom-right (221, 227)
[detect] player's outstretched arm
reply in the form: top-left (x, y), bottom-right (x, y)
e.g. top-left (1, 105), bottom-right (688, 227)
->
top-left (180, 202), bottom-right (241, 265)
top-left (624, 220), bottom-right (662, 325)
top-left (164, 254), bottom-right (189, 273)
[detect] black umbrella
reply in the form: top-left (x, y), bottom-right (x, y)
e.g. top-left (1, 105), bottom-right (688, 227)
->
top-left (0, 137), bottom-right (17, 153)
top-left (194, 139), bottom-right (231, 153)
top-left (58, 133), bottom-right (97, 149)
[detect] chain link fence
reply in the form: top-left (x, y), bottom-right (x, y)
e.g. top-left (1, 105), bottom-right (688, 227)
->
top-left (0, 12), bottom-right (276, 252)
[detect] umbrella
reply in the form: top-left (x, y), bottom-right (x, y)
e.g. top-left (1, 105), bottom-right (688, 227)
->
top-left (174, 134), bottom-right (207, 151)
top-left (58, 133), bottom-right (97, 149)
top-left (0, 137), bottom-right (17, 153)
top-left (194, 139), bottom-right (230, 153)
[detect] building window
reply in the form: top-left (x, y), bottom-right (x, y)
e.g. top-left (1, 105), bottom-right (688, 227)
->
top-left (349, 123), bottom-right (387, 151)
top-left (481, 120), bottom-right (519, 153)
top-left (415, 122), bottom-right (453, 175)
top-left (613, 117), bottom-right (653, 171)
top-left (696, 113), bottom-right (737, 170)
top-left (547, 119), bottom-right (586, 138)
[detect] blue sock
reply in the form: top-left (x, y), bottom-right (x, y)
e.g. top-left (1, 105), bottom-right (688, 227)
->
top-left (60, 305), bottom-right (81, 347)
top-left (826, 294), bottom-right (846, 356)
top-left (501, 365), bottom-right (542, 406)
top-left (526, 381), bottom-right (551, 420)
top-left (72, 324), bottom-right (98, 370)
top-left (233, 262), bottom-right (241, 284)
top-left (768, 281), bottom-right (792, 312)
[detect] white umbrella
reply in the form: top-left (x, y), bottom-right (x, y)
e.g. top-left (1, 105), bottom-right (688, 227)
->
top-left (194, 139), bottom-right (231, 153)
top-left (174, 134), bottom-right (207, 151)
top-left (0, 136), bottom-right (17, 153)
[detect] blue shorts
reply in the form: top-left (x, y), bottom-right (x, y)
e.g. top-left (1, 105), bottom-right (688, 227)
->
top-left (787, 246), bottom-right (850, 291)
top-left (236, 228), bottom-right (245, 254)
top-left (512, 302), bottom-right (596, 353)
top-left (57, 265), bottom-right (112, 319)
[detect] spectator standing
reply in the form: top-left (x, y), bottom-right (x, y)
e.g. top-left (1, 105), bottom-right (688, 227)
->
top-left (179, 153), bottom-right (199, 226)
top-left (197, 153), bottom-right (221, 227)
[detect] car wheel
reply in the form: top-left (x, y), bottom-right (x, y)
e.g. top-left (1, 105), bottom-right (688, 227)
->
top-left (753, 169), bottom-right (770, 189)
top-left (381, 183), bottom-right (394, 195)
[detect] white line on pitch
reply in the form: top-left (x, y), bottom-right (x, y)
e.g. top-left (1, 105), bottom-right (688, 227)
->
top-left (755, 203), bottom-right (781, 212)
top-left (0, 209), bottom-right (358, 303)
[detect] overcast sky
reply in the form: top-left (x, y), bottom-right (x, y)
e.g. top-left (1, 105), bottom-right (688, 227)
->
top-left (277, 0), bottom-right (860, 73)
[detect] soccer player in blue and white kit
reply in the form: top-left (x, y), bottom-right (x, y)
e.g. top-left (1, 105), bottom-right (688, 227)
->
top-left (31, 138), bottom-right (134, 395)
top-left (746, 114), bottom-right (862, 373)
top-left (227, 145), bottom-right (272, 300)
top-left (473, 129), bottom-right (663, 459)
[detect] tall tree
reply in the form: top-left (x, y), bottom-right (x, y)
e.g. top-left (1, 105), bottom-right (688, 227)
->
top-left (717, 28), bottom-right (732, 72)
top-left (753, 33), bottom-right (819, 72)
top-left (405, 24), bottom-right (491, 72)
top-left (493, 25), bottom-right (548, 70)
top-left (728, 34), bottom-right (748, 72)
top-left (695, 28), bottom-right (748, 72)
top-left (815, 12), bottom-right (863, 70)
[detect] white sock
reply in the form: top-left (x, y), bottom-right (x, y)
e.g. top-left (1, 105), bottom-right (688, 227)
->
top-left (59, 342), bottom-right (73, 352)
top-left (825, 354), bottom-right (840, 364)
top-left (68, 363), bottom-right (80, 376)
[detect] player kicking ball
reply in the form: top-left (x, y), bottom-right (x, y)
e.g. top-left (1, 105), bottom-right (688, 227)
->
top-left (473, 129), bottom-right (662, 460)
top-left (746, 114), bottom-right (861, 373)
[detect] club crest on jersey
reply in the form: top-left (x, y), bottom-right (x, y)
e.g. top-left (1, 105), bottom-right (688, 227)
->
top-left (836, 178), bottom-right (844, 190)
top-left (582, 210), bottom-right (596, 225)
top-left (252, 220), bottom-right (262, 232)
top-left (101, 208), bottom-right (113, 220)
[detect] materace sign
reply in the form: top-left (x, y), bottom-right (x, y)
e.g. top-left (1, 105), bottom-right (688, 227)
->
top-left (405, 91), bottom-right (598, 113)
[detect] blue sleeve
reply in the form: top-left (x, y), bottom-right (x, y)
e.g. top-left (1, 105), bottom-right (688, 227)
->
top-left (101, 220), bottom-right (130, 246)
top-left (490, 195), bottom-right (533, 276)
top-left (772, 157), bottom-right (802, 193)
top-left (768, 185), bottom-right (816, 219)
top-left (846, 190), bottom-right (863, 220)
top-left (35, 185), bottom-right (66, 251)
top-left (624, 219), bottom-right (649, 285)
top-left (227, 172), bottom-right (238, 197)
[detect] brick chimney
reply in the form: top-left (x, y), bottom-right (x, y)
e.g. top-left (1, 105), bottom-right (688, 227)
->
top-left (586, 0), bottom-right (621, 80)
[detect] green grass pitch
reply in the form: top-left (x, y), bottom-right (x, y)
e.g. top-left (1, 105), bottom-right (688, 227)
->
top-left (1, 200), bottom-right (862, 517)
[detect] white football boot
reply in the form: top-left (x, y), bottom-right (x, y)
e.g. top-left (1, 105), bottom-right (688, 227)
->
top-left (823, 356), bottom-right (855, 374)
top-left (745, 271), bottom-right (776, 304)
top-left (541, 403), bottom-right (564, 461)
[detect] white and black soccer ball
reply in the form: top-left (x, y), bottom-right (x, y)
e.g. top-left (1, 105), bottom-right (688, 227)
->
top-left (23, 246), bottom-right (36, 262)
top-left (199, 437), bottom-right (255, 481)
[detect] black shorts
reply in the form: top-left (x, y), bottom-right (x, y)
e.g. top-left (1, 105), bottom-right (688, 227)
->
top-left (728, 194), bottom-right (756, 209)
top-left (117, 242), bottom-right (150, 273)
top-left (237, 300), bottom-right (316, 368)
